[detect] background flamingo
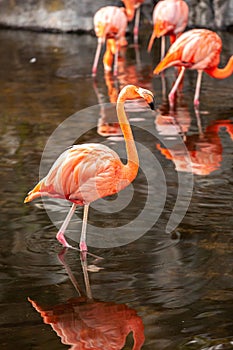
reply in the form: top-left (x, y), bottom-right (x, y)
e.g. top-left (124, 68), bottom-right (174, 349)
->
top-left (92, 6), bottom-right (128, 76)
top-left (153, 28), bottom-right (233, 106)
top-left (24, 85), bottom-right (155, 253)
top-left (122, 0), bottom-right (145, 45)
top-left (147, 0), bottom-right (189, 59)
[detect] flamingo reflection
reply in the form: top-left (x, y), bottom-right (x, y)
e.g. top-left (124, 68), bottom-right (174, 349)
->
top-left (155, 103), bottom-right (233, 175)
top-left (28, 249), bottom-right (145, 350)
top-left (94, 54), bottom-right (154, 139)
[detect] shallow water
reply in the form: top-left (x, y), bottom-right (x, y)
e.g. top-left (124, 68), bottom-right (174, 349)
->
top-left (0, 26), bottom-right (233, 349)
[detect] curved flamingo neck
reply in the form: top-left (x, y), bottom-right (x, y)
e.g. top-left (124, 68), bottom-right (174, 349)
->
top-left (117, 96), bottom-right (139, 176)
top-left (205, 55), bottom-right (233, 79)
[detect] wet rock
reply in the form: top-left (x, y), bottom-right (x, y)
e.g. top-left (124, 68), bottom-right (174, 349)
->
top-left (0, 0), bottom-right (232, 32)
top-left (185, 0), bottom-right (233, 30)
top-left (0, 0), bottom-right (107, 32)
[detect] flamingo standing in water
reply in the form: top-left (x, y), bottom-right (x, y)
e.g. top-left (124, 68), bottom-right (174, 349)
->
top-left (24, 85), bottom-right (155, 252)
top-left (147, 0), bottom-right (189, 59)
top-left (92, 6), bottom-right (128, 76)
top-left (153, 29), bottom-right (233, 106)
top-left (122, 0), bottom-right (145, 45)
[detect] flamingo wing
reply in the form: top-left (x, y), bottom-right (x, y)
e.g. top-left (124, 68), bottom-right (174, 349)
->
top-left (25, 144), bottom-right (126, 205)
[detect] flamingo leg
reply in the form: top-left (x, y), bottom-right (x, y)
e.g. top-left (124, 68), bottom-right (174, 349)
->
top-left (168, 66), bottom-right (186, 107)
top-left (134, 7), bottom-right (140, 45)
top-left (79, 204), bottom-right (90, 252)
top-left (113, 41), bottom-right (119, 76)
top-left (161, 36), bottom-right (166, 60)
top-left (194, 70), bottom-right (203, 106)
top-left (92, 40), bottom-right (102, 77)
top-left (56, 203), bottom-right (77, 248)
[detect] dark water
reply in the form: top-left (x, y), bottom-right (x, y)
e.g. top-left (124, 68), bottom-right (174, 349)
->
top-left (0, 25), bottom-right (233, 350)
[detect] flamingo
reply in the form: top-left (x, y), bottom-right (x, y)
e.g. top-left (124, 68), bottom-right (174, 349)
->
top-left (153, 29), bottom-right (233, 106)
top-left (92, 6), bottom-right (128, 76)
top-left (147, 0), bottom-right (189, 59)
top-left (122, 0), bottom-right (145, 45)
top-left (24, 85), bottom-right (155, 252)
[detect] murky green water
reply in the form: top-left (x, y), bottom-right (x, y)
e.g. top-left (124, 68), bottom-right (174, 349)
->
top-left (0, 26), bottom-right (233, 349)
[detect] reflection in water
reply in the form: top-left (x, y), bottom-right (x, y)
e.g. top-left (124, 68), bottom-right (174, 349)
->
top-left (155, 102), bottom-right (233, 175)
top-left (94, 54), bottom-right (154, 139)
top-left (29, 250), bottom-right (145, 350)
top-left (93, 77), bottom-right (123, 139)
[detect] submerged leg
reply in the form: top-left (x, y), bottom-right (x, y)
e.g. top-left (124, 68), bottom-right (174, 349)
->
top-left (79, 204), bottom-right (90, 252)
top-left (169, 66), bottom-right (186, 107)
top-left (56, 203), bottom-right (77, 248)
top-left (194, 70), bottom-right (203, 106)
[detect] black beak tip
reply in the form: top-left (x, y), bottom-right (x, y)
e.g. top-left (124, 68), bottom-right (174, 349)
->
top-left (149, 101), bottom-right (155, 110)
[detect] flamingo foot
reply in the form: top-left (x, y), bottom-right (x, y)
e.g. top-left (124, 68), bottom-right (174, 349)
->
top-left (57, 233), bottom-right (103, 261)
top-left (92, 67), bottom-right (97, 77)
top-left (56, 231), bottom-right (75, 249)
top-left (80, 241), bottom-right (88, 252)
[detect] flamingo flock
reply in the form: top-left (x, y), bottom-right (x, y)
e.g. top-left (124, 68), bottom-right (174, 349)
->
top-left (24, 0), bottom-right (233, 255)
top-left (92, 0), bottom-right (233, 103)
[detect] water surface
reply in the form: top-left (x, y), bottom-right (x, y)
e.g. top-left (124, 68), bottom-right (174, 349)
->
top-left (0, 27), bottom-right (233, 349)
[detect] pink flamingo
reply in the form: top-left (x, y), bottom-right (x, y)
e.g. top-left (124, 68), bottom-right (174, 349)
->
top-left (153, 28), bottom-right (233, 106)
top-left (147, 0), bottom-right (189, 59)
top-left (92, 6), bottom-right (128, 76)
top-left (122, 0), bottom-right (145, 45)
top-left (24, 85), bottom-right (155, 252)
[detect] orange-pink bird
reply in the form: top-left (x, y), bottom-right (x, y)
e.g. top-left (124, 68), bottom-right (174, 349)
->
top-left (122, 0), bottom-right (145, 44)
top-left (147, 0), bottom-right (189, 59)
top-left (154, 29), bottom-right (233, 106)
top-left (92, 6), bottom-right (128, 76)
top-left (24, 85), bottom-right (155, 252)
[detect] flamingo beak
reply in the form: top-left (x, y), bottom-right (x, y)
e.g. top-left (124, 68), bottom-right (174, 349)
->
top-left (148, 101), bottom-right (155, 110)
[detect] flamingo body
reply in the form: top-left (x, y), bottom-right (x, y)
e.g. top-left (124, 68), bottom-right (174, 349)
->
top-left (92, 6), bottom-right (128, 76)
top-left (154, 29), bottom-right (233, 105)
top-left (148, 0), bottom-right (189, 55)
top-left (25, 143), bottom-right (132, 206)
top-left (24, 85), bottom-right (155, 252)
